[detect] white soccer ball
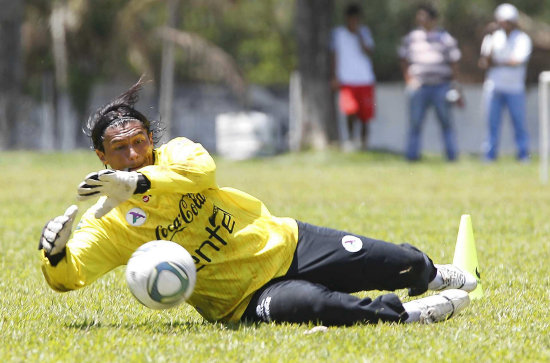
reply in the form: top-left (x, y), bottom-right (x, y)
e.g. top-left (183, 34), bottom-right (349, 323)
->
top-left (125, 240), bottom-right (196, 310)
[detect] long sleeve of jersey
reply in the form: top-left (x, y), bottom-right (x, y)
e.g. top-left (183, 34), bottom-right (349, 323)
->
top-left (40, 211), bottom-right (126, 292)
top-left (139, 137), bottom-right (218, 193)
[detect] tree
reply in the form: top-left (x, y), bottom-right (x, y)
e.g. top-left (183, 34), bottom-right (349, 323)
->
top-left (50, 0), bottom-right (76, 150)
top-left (159, 0), bottom-right (180, 144)
top-left (0, 0), bottom-right (23, 150)
top-left (294, 0), bottom-right (337, 150)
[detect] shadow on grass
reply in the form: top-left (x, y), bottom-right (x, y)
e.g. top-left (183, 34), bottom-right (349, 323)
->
top-left (65, 318), bottom-right (261, 333)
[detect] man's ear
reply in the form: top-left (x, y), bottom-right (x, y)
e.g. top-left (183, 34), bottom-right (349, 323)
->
top-left (95, 149), bottom-right (108, 166)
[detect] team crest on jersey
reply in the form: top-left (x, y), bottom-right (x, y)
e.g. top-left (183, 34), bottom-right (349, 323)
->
top-left (341, 235), bottom-right (362, 253)
top-left (126, 207), bottom-right (147, 226)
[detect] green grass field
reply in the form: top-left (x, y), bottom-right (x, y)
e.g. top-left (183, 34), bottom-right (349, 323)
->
top-left (1, 150), bottom-right (549, 362)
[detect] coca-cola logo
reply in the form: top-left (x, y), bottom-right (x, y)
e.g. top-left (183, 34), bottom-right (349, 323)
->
top-left (155, 193), bottom-right (206, 240)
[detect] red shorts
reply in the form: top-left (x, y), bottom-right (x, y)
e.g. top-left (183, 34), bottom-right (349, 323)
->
top-left (339, 84), bottom-right (375, 122)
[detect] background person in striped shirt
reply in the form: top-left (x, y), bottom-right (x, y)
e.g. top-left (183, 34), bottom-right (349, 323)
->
top-left (398, 4), bottom-right (463, 162)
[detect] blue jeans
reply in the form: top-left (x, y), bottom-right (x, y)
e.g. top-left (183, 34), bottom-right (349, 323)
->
top-left (484, 89), bottom-right (529, 160)
top-left (406, 83), bottom-right (457, 161)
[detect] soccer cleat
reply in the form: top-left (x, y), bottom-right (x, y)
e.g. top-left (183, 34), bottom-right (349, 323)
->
top-left (404, 289), bottom-right (470, 324)
top-left (431, 264), bottom-right (477, 292)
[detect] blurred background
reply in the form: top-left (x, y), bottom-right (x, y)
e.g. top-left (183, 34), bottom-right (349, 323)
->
top-left (1, 0), bottom-right (550, 157)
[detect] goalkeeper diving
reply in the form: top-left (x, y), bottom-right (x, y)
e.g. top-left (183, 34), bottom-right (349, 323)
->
top-left (39, 78), bottom-right (477, 325)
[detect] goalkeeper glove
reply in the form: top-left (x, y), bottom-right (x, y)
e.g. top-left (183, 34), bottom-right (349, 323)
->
top-left (39, 205), bottom-right (78, 266)
top-left (77, 170), bottom-right (150, 218)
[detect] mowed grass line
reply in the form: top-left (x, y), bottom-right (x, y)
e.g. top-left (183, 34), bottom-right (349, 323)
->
top-left (1, 150), bottom-right (549, 362)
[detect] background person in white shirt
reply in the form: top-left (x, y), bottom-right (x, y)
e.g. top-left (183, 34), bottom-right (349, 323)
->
top-left (478, 3), bottom-right (532, 162)
top-left (330, 3), bottom-right (376, 150)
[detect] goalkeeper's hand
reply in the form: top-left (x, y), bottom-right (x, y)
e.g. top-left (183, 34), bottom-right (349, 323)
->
top-left (39, 205), bottom-right (78, 266)
top-left (77, 170), bottom-right (140, 218)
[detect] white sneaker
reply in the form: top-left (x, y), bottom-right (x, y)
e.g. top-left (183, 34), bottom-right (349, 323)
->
top-left (404, 289), bottom-right (470, 324)
top-left (431, 264), bottom-right (477, 292)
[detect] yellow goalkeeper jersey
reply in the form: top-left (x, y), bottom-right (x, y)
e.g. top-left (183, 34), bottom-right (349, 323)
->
top-left (40, 137), bottom-right (299, 322)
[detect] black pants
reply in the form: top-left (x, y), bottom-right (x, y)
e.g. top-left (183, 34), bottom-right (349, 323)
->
top-left (241, 221), bottom-right (437, 326)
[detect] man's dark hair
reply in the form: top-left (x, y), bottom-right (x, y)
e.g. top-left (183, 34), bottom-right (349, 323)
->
top-left (83, 76), bottom-right (163, 151)
top-left (345, 3), bottom-right (361, 17)
top-left (417, 3), bottom-right (438, 19)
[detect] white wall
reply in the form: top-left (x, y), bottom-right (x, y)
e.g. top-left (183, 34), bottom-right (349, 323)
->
top-left (364, 83), bottom-right (540, 156)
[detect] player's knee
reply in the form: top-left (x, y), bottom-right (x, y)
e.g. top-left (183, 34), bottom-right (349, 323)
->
top-left (410, 254), bottom-right (431, 282)
top-left (399, 243), bottom-right (432, 281)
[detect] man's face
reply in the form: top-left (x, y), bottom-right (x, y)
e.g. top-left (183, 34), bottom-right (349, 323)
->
top-left (416, 9), bottom-right (435, 29)
top-left (346, 15), bottom-right (360, 32)
top-left (95, 120), bottom-right (154, 171)
top-left (498, 20), bottom-right (516, 33)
